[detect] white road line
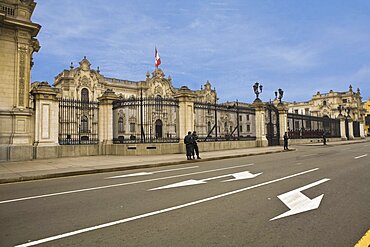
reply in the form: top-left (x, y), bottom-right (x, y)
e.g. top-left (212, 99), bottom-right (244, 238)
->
top-left (15, 168), bottom-right (319, 247)
top-left (0, 164), bottom-right (254, 205)
top-left (354, 154), bottom-right (368, 159)
top-left (106, 166), bottom-right (199, 179)
top-left (302, 154), bottom-right (316, 157)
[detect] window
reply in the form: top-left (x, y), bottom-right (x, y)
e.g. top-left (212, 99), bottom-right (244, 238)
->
top-left (239, 125), bottom-right (243, 132)
top-left (305, 108), bottom-right (310, 115)
top-left (247, 124), bottom-right (251, 132)
top-left (118, 117), bottom-right (124, 133)
top-left (130, 123), bottom-right (135, 132)
top-left (207, 121), bottom-right (212, 134)
top-left (342, 99), bottom-right (348, 103)
top-left (323, 100), bottom-right (327, 106)
top-left (81, 116), bottom-right (88, 133)
top-left (239, 115), bottom-right (242, 121)
top-left (246, 114), bottom-right (250, 121)
top-left (155, 95), bottom-right (162, 111)
top-left (81, 88), bottom-right (89, 102)
top-left (294, 110), bottom-right (299, 114)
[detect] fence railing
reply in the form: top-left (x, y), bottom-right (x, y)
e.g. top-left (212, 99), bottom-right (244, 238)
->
top-left (112, 96), bottom-right (180, 143)
top-left (287, 113), bottom-right (340, 138)
top-left (58, 99), bottom-right (99, 145)
top-left (194, 101), bottom-right (256, 141)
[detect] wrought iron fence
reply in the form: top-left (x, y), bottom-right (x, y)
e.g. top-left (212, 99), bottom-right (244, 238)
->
top-left (194, 101), bottom-right (256, 141)
top-left (58, 99), bottom-right (99, 145)
top-left (112, 95), bottom-right (180, 143)
top-left (287, 113), bottom-right (340, 139)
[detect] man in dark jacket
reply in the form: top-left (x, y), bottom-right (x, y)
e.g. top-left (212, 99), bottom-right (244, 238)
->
top-left (184, 131), bottom-right (194, 160)
top-left (192, 131), bottom-right (201, 159)
top-left (283, 132), bottom-right (289, 150)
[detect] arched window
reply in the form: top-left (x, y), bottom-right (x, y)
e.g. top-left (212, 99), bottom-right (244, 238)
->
top-left (81, 115), bottom-right (88, 133)
top-left (155, 119), bottom-right (163, 138)
top-left (81, 88), bottom-right (89, 102)
top-left (155, 95), bottom-right (162, 111)
top-left (118, 117), bottom-right (124, 133)
top-left (207, 121), bottom-right (212, 134)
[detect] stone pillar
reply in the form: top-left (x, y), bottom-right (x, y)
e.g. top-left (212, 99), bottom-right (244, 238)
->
top-left (277, 103), bottom-right (288, 145)
top-left (359, 121), bottom-right (365, 138)
top-left (253, 102), bottom-right (268, 147)
top-left (0, 0), bottom-right (41, 161)
top-left (339, 115), bottom-right (347, 140)
top-left (347, 118), bottom-right (355, 140)
top-left (174, 86), bottom-right (196, 140)
top-left (98, 89), bottom-right (118, 145)
top-left (31, 82), bottom-right (59, 158)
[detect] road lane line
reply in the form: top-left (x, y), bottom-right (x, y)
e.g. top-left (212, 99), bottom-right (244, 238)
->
top-left (15, 167), bottom-right (319, 247)
top-left (106, 166), bottom-right (199, 179)
top-left (354, 154), bottom-right (368, 159)
top-left (0, 164), bottom-right (254, 204)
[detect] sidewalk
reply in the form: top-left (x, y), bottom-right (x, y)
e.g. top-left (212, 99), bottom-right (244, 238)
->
top-left (0, 138), bottom-right (367, 184)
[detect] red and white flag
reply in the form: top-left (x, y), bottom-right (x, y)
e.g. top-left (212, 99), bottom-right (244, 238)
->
top-left (155, 47), bottom-right (161, 68)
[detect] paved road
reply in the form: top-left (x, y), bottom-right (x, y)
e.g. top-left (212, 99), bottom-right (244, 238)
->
top-left (0, 143), bottom-right (369, 247)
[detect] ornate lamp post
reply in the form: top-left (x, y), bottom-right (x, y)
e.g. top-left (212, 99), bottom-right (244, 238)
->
top-left (275, 88), bottom-right (284, 104)
top-left (253, 82), bottom-right (263, 103)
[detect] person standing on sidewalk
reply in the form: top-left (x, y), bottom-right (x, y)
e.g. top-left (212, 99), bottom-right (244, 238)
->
top-left (323, 131), bottom-right (327, 145)
top-left (283, 132), bottom-right (289, 150)
top-left (192, 131), bottom-right (201, 159)
top-left (184, 131), bottom-right (194, 160)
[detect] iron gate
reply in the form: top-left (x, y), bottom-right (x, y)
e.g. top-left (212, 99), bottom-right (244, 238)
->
top-left (265, 103), bottom-right (280, 146)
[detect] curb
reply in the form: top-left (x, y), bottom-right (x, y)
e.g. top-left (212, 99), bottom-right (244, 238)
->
top-left (0, 149), bottom-right (293, 184)
top-left (295, 140), bottom-right (368, 147)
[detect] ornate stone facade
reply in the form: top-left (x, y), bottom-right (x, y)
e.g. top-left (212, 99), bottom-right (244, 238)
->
top-left (285, 85), bottom-right (365, 121)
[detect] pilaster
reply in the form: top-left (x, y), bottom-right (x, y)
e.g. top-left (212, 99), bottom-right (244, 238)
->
top-left (253, 102), bottom-right (268, 147)
top-left (338, 115), bottom-right (347, 140)
top-left (98, 89), bottom-right (118, 145)
top-left (347, 118), bottom-right (355, 140)
top-left (277, 103), bottom-right (288, 145)
top-left (174, 86), bottom-right (196, 139)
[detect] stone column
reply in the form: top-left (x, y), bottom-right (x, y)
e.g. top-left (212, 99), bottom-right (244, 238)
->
top-left (98, 89), bottom-right (118, 145)
top-left (174, 86), bottom-right (196, 140)
top-left (277, 103), bottom-right (288, 145)
top-left (347, 118), bottom-right (355, 140)
top-left (359, 121), bottom-right (365, 138)
top-left (31, 82), bottom-right (59, 158)
top-left (253, 102), bottom-right (268, 147)
top-left (339, 115), bottom-right (347, 140)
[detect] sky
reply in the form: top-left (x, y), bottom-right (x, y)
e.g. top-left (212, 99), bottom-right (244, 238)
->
top-left (31, 0), bottom-right (370, 103)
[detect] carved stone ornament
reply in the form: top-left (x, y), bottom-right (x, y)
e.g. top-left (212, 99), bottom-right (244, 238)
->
top-left (154, 85), bottom-right (163, 96)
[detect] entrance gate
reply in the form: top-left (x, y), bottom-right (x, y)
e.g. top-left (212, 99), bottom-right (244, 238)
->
top-left (265, 103), bottom-right (280, 146)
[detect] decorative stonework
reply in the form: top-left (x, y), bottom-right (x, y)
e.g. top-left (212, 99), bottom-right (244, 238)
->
top-left (18, 47), bottom-right (27, 106)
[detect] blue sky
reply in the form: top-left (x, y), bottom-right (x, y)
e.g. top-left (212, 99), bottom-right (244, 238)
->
top-left (31, 0), bottom-right (370, 103)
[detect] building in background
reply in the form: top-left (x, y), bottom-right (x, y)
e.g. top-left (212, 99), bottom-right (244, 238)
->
top-left (365, 99), bottom-right (370, 136)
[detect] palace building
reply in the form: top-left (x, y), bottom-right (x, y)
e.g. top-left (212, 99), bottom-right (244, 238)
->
top-left (0, 0), bottom-right (366, 162)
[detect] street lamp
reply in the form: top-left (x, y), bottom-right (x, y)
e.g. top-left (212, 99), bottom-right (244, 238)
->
top-left (253, 82), bottom-right (263, 103)
top-left (275, 88), bottom-right (284, 104)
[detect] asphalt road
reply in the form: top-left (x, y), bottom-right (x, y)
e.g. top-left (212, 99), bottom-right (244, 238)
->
top-left (0, 143), bottom-right (369, 247)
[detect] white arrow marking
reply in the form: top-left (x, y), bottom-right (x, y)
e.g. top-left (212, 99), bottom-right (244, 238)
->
top-left (354, 154), bottom-right (367, 159)
top-left (106, 166), bottom-right (199, 179)
top-left (270, 178), bottom-right (330, 221)
top-left (222, 171), bottom-right (263, 182)
top-left (149, 171), bottom-right (262, 191)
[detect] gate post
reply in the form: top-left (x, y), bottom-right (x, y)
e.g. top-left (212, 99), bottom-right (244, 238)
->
top-left (339, 115), bottom-right (347, 140)
top-left (253, 102), bottom-right (268, 147)
top-left (347, 118), bottom-right (355, 140)
top-left (277, 103), bottom-right (288, 145)
top-left (31, 82), bottom-right (59, 159)
top-left (359, 120), bottom-right (365, 138)
top-left (174, 86), bottom-right (196, 140)
top-left (98, 89), bottom-right (118, 146)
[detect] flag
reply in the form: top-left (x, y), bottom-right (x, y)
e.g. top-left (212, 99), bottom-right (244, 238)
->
top-left (155, 47), bottom-right (161, 68)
